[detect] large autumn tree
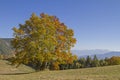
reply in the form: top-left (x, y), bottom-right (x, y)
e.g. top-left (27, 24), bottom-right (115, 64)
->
top-left (11, 13), bottom-right (77, 70)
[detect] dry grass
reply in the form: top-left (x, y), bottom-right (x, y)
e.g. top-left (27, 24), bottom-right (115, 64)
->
top-left (0, 60), bottom-right (120, 80)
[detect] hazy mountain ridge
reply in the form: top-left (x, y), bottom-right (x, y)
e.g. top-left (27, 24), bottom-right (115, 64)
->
top-left (95, 51), bottom-right (120, 59)
top-left (71, 49), bottom-right (110, 56)
top-left (0, 38), bottom-right (12, 54)
top-left (72, 50), bottom-right (120, 59)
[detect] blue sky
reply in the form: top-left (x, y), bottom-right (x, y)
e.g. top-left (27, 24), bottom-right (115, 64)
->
top-left (0, 0), bottom-right (120, 51)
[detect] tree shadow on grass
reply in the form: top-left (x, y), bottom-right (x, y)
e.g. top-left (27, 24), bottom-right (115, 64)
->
top-left (0, 72), bottom-right (35, 75)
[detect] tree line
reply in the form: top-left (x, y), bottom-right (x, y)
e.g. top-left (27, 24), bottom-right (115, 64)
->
top-left (68, 55), bottom-right (120, 69)
top-left (1, 54), bottom-right (120, 70)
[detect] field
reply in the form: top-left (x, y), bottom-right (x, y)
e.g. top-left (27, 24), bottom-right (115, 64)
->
top-left (0, 60), bottom-right (120, 80)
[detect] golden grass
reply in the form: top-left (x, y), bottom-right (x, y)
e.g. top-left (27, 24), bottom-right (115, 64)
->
top-left (0, 60), bottom-right (120, 80)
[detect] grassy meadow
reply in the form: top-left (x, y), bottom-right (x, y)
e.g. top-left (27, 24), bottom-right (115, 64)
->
top-left (0, 60), bottom-right (120, 80)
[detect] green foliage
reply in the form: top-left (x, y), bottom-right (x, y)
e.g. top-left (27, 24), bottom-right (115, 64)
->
top-left (78, 58), bottom-right (86, 68)
top-left (75, 55), bottom-right (120, 69)
top-left (11, 13), bottom-right (77, 70)
top-left (91, 55), bottom-right (100, 67)
top-left (85, 56), bottom-right (92, 67)
top-left (74, 55), bottom-right (108, 68)
top-left (99, 59), bottom-right (108, 66)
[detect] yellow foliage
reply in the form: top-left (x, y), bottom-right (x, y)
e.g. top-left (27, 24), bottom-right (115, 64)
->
top-left (11, 13), bottom-right (76, 69)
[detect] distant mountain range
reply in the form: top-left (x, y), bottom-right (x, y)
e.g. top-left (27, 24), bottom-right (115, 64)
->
top-left (0, 38), bottom-right (12, 54)
top-left (71, 49), bottom-right (110, 56)
top-left (93, 51), bottom-right (120, 59)
top-left (71, 50), bottom-right (120, 59)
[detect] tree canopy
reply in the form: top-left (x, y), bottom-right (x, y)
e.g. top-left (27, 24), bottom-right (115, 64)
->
top-left (11, 13), bottom-right (77, 70)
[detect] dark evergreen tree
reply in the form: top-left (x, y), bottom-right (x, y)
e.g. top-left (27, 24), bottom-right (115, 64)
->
top-left (99, 59), bottom-right (108, 66)
top-left (85, 56), bottom-right (92, 67)
top-left (91, 55), bottom-right (100, 67)
top-left (78, 57), bottom-right (86, 68)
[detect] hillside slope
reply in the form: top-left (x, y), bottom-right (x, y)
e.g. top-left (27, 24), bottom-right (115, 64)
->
top-left (0, 60), bottom-right (120, 80)
top-left (0, 60), bottom-right (35, 74)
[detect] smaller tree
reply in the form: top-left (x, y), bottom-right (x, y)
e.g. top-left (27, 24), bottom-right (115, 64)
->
top-left (107, 56), bottom-right (120, 65)
top-left (99, 59), bottom-right (108, 66)
top-left (91, 55), bottom-right (100, 67)
top-left (78, 57), bottom-right (86, 68)
top-left (85, 56), bottom-right (92, 67)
